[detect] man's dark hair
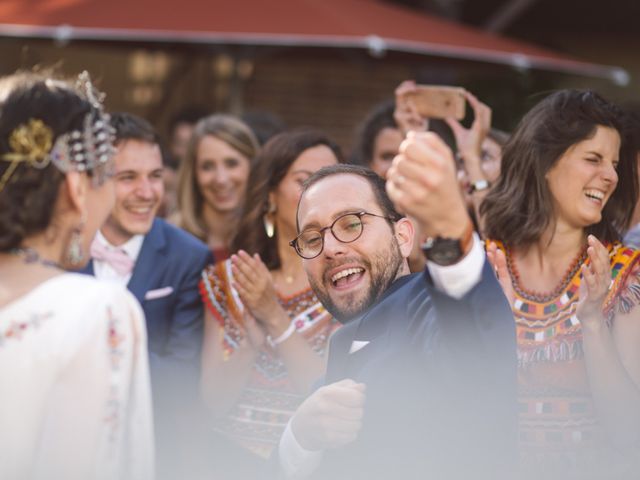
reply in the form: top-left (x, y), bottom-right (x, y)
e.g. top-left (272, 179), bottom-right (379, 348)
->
top-left (168, 105), bottom-right (208, 133)
top-left (110, 112), bottom-right (158, 145)
top-left (350, 100), bottom-right (397, 167)
top-left (297, 164), bottom-right (404, 232)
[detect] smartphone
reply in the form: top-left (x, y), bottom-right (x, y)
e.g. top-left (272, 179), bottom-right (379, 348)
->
top-left (404, 85), bottom-right (466, 120)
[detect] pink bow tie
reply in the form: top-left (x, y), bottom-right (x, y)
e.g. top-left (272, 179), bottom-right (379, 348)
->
top-left (90, 240), bottom-right (135, 276)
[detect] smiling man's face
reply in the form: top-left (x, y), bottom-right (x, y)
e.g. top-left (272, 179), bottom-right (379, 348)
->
top-left (101, 139), bottom-right (164, 246)
top-left (297, 173), bottom-right (411, 322)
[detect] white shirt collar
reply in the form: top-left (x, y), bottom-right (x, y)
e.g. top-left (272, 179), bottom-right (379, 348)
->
top-left (95, 230), bottom-right (145, 263)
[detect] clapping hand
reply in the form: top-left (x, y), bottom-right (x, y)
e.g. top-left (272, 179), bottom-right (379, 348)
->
top-left (241, 310), bottom-right (267, 349)
top-left (486, 242), bottom-right (515, 307)
top-left (577, 235), bottom-right (611, 330)
top-left (231, 250), bottom-right (290, 337)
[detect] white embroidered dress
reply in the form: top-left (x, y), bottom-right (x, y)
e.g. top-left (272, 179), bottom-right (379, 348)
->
top-left (0, 273), bottom-right (154, 480)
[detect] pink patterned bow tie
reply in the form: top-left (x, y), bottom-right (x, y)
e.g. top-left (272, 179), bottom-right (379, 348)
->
top-left (90, 240), bottom-right (135, 276)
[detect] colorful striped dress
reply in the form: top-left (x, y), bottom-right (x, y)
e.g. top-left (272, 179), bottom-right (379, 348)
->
top-left (199, 259), bottom-right (339, 458)
top-left (492, 240), bottom-right (640, 478)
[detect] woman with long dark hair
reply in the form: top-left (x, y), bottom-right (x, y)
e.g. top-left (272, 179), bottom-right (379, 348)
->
top-left (0, 72), bottom-right (153, 479)
top-left (482, 90), bottom-right (640, 478)
top-left (199, 128), bottom-right (342, 475)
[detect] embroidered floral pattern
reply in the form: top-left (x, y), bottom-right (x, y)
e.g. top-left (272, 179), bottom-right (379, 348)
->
top-left (104, 306), bottom-right (125, 445)
top-left (0, 311), bottom-right (53, 347)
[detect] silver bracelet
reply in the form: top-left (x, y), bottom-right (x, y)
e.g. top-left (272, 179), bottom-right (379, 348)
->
top-left (267, 321), bottom-right (296, 347)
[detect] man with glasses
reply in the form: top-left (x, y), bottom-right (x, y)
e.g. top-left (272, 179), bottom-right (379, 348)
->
top-left (279, 132), bottom-right (517, 479)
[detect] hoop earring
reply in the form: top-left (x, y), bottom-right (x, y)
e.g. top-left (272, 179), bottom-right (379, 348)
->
top-left (66, 219), bottom-right (85, 267)
top-left (263, 203), bottom-right (276, 239)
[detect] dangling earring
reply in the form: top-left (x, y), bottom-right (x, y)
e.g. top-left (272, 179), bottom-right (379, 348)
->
top-left (66, 218), bottom-right (85, 267)
top-left (263, 203), bottom-right (276, 238)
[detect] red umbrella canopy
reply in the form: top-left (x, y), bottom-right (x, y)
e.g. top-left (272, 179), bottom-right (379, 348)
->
top-left (0, 0), bottom-right (627, 83)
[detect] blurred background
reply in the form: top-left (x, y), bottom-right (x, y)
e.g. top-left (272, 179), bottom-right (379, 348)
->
top-left (1, 0), bottom-right (637, 150)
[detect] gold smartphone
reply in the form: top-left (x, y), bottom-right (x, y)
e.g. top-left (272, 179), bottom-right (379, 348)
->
top-left (404, 85), bottom-right (466, 120)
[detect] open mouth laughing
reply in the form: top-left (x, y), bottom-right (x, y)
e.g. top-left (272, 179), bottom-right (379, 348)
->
top-left (330, 266), bottom-right (366, 289)
top-left (584, 188), bottom-right (606, 206)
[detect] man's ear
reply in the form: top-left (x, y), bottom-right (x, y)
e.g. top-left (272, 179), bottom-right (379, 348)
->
top-left (394, 217), bottom-right (415, 258)
top-left (63, 171), bottom-right (88, 219)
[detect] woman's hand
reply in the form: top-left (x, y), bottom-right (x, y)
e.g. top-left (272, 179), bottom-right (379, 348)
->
top-left (231, 250), bottom-right (290, 337)
top-left (242, 310), bottom-right (267, 349)
top-left (486, 241), bottom-right (515, 308)
top-left (577, 235), bottom-right (611, 330)
top-left (445, 91), bottom-right (492, 180)
top-left (394, 80), bottom-right (428, 136)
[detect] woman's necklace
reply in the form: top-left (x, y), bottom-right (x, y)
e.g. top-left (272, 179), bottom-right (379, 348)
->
top-left (10, 247), bottom-right (62, 270)
top-left (505, 245), bottom-right (588, 303)
top-left (277, 268), bottom-right (297, 285)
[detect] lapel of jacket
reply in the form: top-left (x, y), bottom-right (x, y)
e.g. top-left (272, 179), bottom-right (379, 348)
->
top-left (344, 310), bottom-right (390, 378)
top-left (127, 218), bottom-right (167, 304)
top-left (341, 274), bottom-right (416, 380)
top-left (325, 317), bottom-right (361, 384)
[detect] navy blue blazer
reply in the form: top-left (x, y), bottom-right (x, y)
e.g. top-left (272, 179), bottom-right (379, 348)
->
top-left (81, 218), bottom-right (212, 393)
top-left (316, 260), bottom-right (517, 480)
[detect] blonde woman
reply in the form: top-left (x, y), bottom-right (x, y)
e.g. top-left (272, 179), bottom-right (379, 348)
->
top-left (173, 114), bottom-right (259, 260)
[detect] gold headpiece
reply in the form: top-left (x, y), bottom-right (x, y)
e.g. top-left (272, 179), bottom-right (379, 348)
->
top-left (0, 118), bottom-right (54, 191)
top-left (0, 72), bottom-right (115, 193)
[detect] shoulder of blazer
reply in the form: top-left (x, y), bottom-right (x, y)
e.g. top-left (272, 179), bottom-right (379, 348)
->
top-left (151, 218), bottom-right (212, 272)
top-left (159, 219), bottom-right (209, 253)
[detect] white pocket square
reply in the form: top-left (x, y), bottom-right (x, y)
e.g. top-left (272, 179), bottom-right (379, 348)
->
top-left (349, 340), bottom-right (370, 354)
top-left (144, 286), bottom-right (174, 300)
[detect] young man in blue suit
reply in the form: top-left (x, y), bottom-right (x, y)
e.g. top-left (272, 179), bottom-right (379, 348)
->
top-left (279, 133), bottom-right (517, 479)
top-left (80, 113), bottom-right (212, 477)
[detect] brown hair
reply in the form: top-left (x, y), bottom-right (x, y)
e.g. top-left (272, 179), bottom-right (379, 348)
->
top-left (0, 73), bottom-right (97, 251)
top-left (110, 112), bottom-right (158, 145)
top-left (482, 89), bottom-right (638, 247)
top-left (232, 128), bottom-right (343, 270)
top-left (297, 163), bottom-right (404, 232)
top-left (174, 113), bottom-right (259, 241)
top-left (349, 100), bottom-right (397, 167)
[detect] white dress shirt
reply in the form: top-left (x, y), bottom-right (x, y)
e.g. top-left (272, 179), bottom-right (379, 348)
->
top-left (279, 233), bottom-right (487, 478)
top-left (92, 230), bottom-right (145, 286)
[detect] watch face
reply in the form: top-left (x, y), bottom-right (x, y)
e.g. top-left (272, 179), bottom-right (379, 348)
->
top-left (422, 238), bottom-right (463, 266)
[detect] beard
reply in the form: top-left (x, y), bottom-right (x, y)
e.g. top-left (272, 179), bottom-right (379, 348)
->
top-left (309, 237), bottom-right (404, 323)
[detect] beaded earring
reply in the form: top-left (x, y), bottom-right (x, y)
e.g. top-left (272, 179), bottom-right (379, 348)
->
top-left (66, 219), bottom-right (86, 267)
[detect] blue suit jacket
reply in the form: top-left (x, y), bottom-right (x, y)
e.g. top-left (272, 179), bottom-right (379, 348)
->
top-left (317, 260), bottom-right (517, 480)
top-left (81, 218), bottom-right (212, 397)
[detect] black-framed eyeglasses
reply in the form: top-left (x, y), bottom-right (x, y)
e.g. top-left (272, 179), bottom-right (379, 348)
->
top-left (289, 211), bottom-right (395, 260)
